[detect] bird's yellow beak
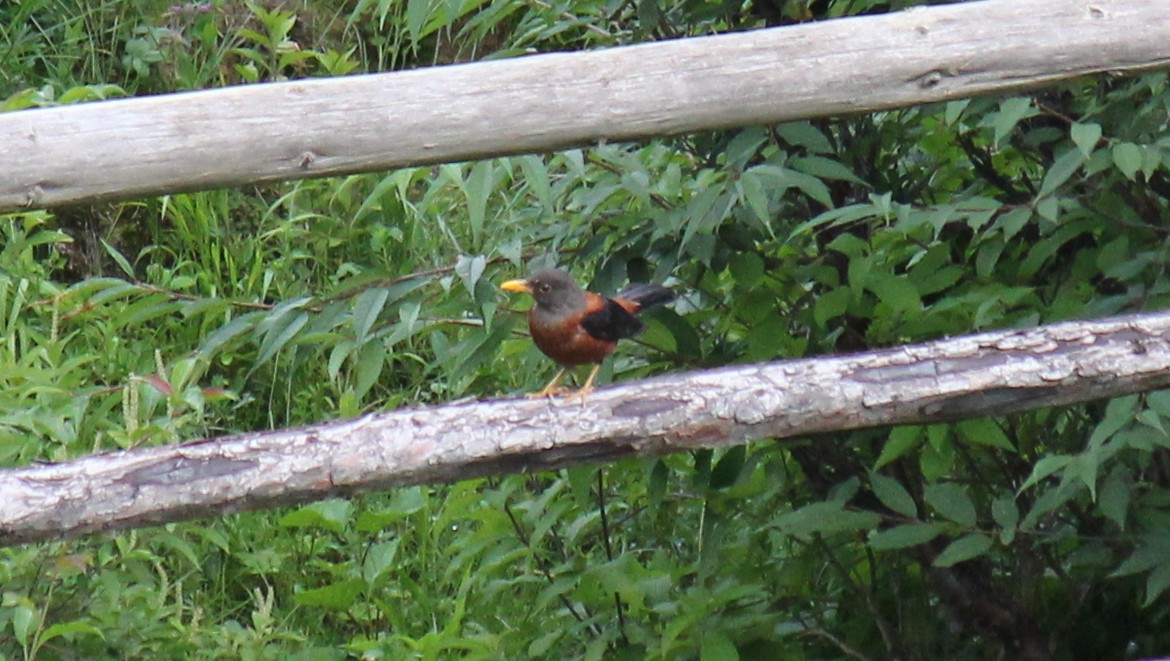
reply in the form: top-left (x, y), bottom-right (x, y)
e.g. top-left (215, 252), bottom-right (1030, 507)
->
top-left (500, 279), bottom-right (533, 294)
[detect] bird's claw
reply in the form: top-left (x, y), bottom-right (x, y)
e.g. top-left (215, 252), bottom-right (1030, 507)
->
top-left (526, 386), bottom-right (571, 399)
top-left (564, 386), bottom-right (594, 406)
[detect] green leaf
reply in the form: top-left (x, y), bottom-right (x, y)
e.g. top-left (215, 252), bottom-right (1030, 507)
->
top-left (924, 483), bottom-right (976, 526)
top-left (152, 530), bottom-right (202, 568)
top-left (774, 502), bottom-right (882, 540)
top-left (919, 435), bottom-right (955, 482)
top-left (710, 446), bottom-right (747, 490)
top-left (786, 169), bottom-right (835, 208)
top-left (944, 98), bottom-right (970, 124)
top-left (1036, 148), bottom-right (1087, 199)
top-left (352, 340), bottom-right (386, 398)
top-left (828, 231), bottom-right (870, 258)
top-left (738, 171), bottom-right (772, 231)
top-left (100, 238), bottom-right (136, 278)
top-left (991, 496), bottom-right (1018, 531)
top-left (38, 620), bottom-right (104, 645)
top-left (975, 238), bottom-right (1005, 278)
top-left (528, 630), bottom-right (564, 658)
top-left (119, 296), bottom-right (183, 328)
top-left (448, 311), bottom-right (514, 381)
top-left (455, 253), bottom-right (488, 298)
top-left (653, 308), bottom-right (701, 358)
top-left (790, 155), bottom-right (865, 184)
top-left (1034, 196), bottom-right (1059, 222)
top-left (725, 127), bottom-right (767, 167)
top-left (1089, 396), bottom-right (1138, 449)
top-left (465, 161), bottom-right (493, 245)
top-left (293, 579), bottom-right (364, 609)
top-left (1112, 142), bottom-right (1143, 180)
top-left (750, 164), bottom-right (834, 208)
top-left (1018, 219), bottom-right (1095, 278)
top-left (12, 602), bottom-right (38, 647)
top-left (992, 97), bottom-right (1035, 146)
top-left (199, 311), bottom-right (263, 358)
top-left (1020, 482), bottom-right (1079, 530)
top-left (636, 0), bottom-right (662, 33)
top-left (871, 472), bottom-right (918, 518)
top-left (252, 298), bottom-right (313, 364)
top-left (1095, 236), bottom-right (1130, 276)
top-left (956, 418), bottom-right (1015, 451)
top-left (933, 534), bottom-right (993, 567)
top-left (648, 460), bottom-right (669, 513)
top-left (353, 287), bottom-right (390, 343)
top-left (1135, 409), bottom-right (1165, 436)
top-left (355, 488), bottom-right (427, 532)
top-left (328, 341), bottom-right (354, 380)
top-left (1070, 122), bottom-right (1101, 156)
top-left (745, 315), bottom-right (789, 361)
top-left (680, 186), bottom-right (733, 254)
top-left (1145, 564), bottom-right (1170, 606)
top-left (995, 206), bottom-right (1032, 241)
top-left (387, 487), bottom-right (427, 514)
top-left (1099, 470), bottom-right (1130, 529)
top-left (362, 539), bottom-right (401, 585)
top-left (992, 495), bottom-right (1018, 544)
top-left (867, 273), bottom-right (922, 312)
top-left (774, 121), bottom-right (832, 153)
top-left (700, 631), bottom-right (739, 661)
top-left (794, 203), bottom-right (878, 236)
top-left (255, 309), bottom-right (309, 367)
top-left (385, 299), bottom-right (422, 347)
top-left (1146, 389), bottom-right (1170, 419)
top-left (1112, 535), bottom-right (1170, 576)
top-left (813, 287), bottom-right (850, 328)
top-left (728, 253), bottom-right (764, 288)
top-left (868, 523), bottom-right (944, 551)
top-left (279, 499), bottom-right (354, 532)
top-left (566, 465), bottom-right (595, 505)
top-left (875, 426), bottom-right (923, 469)
top-left (405, 0), bottom-right (432, 42)
top-left (518, 155), bottom-right (552, 209)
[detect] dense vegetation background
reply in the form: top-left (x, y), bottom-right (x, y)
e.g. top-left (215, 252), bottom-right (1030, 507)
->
top-left (2, 0), bottom-right (1170, 658)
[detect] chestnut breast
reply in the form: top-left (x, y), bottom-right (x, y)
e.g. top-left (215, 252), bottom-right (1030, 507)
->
top-left (528, 308), bottom-right (618, 366)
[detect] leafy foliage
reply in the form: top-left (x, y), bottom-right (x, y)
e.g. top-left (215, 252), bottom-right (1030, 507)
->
top-left (3, 0), bottom-right (1170, 659)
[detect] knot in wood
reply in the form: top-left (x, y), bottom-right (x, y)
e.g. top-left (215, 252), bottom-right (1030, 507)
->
top-left (916, 70), bottom-right (946, 89)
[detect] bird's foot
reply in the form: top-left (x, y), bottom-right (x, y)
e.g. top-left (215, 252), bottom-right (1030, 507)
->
top-left (563, 365), bottom-right (601, 405)
top-left (526, 386), bottom-right (571, 399)
top-left (525, 368), bottom-right (570, 399)
top-left (561, 365), bottom-right (602, 406)
top-left (564, 385), bottom-right (594, 406)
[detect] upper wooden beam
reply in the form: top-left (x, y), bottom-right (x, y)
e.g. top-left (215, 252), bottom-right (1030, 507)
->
top-left (2, 0), bottom-right (1169, 212)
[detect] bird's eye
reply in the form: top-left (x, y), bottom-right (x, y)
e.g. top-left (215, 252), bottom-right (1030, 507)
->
top-left (538, 284), bottom-right (551, 293)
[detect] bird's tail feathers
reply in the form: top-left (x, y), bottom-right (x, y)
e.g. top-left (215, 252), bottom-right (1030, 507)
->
top-left (616, 283), bottom-right (675, 310)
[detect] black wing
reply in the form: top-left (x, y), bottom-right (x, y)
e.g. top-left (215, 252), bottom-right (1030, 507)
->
top-left (580, 298), bottom-right (645, 342)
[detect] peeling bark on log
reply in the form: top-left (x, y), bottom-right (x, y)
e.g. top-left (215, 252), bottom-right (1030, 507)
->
top-left (2, 0), bottom-right (1169, 211)
top-left (3, 311), bottom-right (1170, 546)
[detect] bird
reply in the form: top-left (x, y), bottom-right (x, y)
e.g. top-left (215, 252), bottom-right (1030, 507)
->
top-left (500, 269), bottom-right (675, 400)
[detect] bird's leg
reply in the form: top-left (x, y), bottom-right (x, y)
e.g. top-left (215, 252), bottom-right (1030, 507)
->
top-left (528, 368), bottom-right (568, 399)
top-left (566, 364), bottom-right (602, 405)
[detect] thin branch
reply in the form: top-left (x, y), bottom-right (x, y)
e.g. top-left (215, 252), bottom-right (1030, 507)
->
top-left (595, 469), bottom-right (628, 645)
top-left (502, 500), bottom-right (599, 633)
top-left (810, 534), bottom-right (898, 656)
